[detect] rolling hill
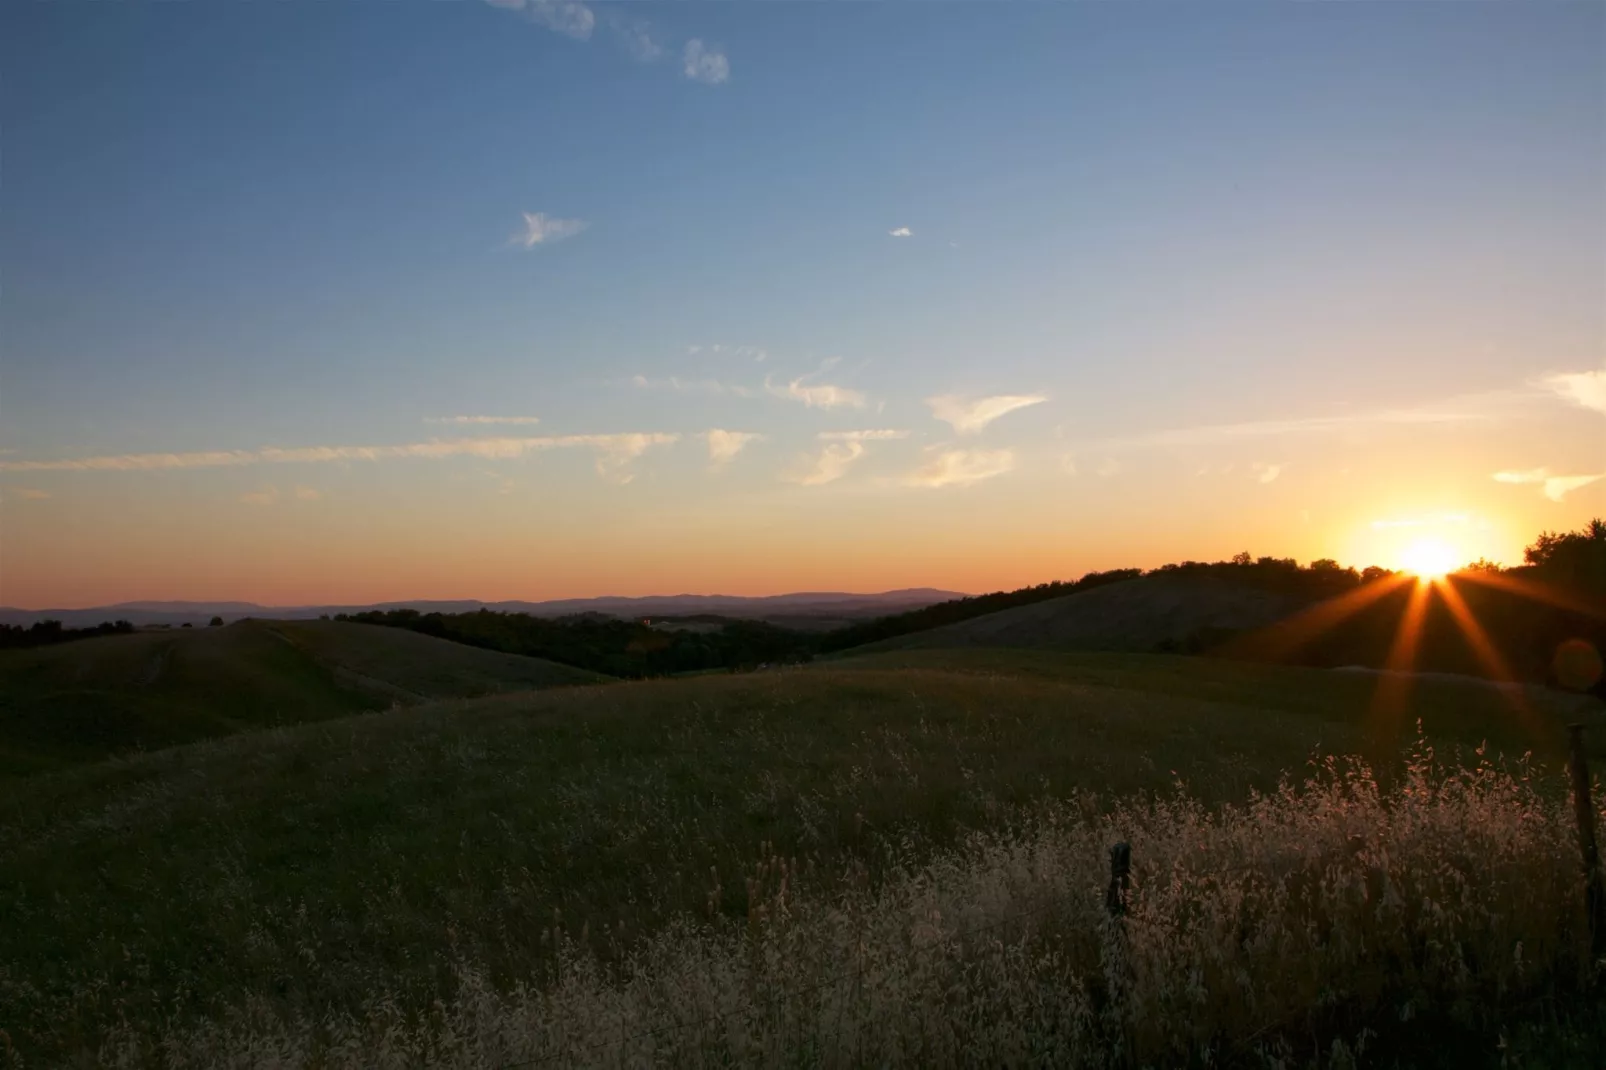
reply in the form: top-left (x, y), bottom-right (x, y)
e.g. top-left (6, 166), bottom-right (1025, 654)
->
top-left (0, 619), bottom-right (607, 774)
top-left (846, 572), bottom-right (1313, 655)
top-left (3, 646), bottom-right (1600, 1063)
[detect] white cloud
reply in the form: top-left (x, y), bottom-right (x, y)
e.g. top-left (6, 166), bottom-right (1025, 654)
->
top-left (905, 449), bottom-right (1014, 488)
top-left (704, 430), bottom-right (763, 465)
top-left (606, 12), bottom-right (662, 60)
top-left (425, 415), bottom-right (542, 426)
top-left (1252, 462), bottom-right (1283, 484)
top-left (792, 442), bottom-right (865, 486)
top-left (817, 429), bottom-right (908, 442)
top-left (630, 375), bottom-right (755, 398)
top-left (683, 39), bottom-right (729, 84)
top-left (926, 394), bottom-right (1048, 435)
top-left (1542, 365), bottom-right (1606, 416)
top-left (0, 433), bottom-right (681, 480)
top-left (1077, 394), bottom-right (1517, 454)
top-left (767, 375), bottom-right (866, 410)
top-left (488, 0), bottom-right (596, 39)
top-left (1492, 467), bottom-right (1606, 502)
top-left (889, 227), bottom-right (912, 238)
top-left (517, 212), bottom-right (588, 248)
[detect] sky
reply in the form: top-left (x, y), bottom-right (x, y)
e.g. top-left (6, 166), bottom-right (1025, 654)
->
top-left (2, 1), bottom-right (1603, 608)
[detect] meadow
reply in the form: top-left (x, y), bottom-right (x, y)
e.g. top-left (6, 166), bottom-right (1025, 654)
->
top-left (3, 646), bottom-right (1604, 1066)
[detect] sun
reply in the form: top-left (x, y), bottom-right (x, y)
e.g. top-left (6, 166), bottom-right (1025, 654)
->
top-left (1399, 537), bottom-right (1460, 580)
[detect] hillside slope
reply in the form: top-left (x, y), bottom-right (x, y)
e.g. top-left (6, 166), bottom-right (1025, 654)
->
top-left (4, 647), bottom-right (1600, 1063)
top-left (0, 619), bottom-right (607, 774)
top-left (849, 573), bottom-right (1310, 654)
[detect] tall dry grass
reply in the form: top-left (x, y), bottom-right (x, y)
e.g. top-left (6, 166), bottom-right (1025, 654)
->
top-left (88, 738), bottom-right (1601, 1069)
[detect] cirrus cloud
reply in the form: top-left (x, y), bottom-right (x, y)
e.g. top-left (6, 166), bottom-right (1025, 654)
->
top-left (905, 449), bottom-right (1014, 488)
top-left (767, 375), bottom-right (866, 410)
top-left (927, 394), bottom-right (1047, 435)
top-left (516, 212), bottom-right (588, 248)
top-left (0, 433), bottom-right (682, 484)
top-left (1493, 467), bottom-right (1606, 502)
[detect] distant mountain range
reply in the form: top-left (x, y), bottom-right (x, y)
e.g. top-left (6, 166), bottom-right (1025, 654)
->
top-left (0, 589), bottom-right (966, 629)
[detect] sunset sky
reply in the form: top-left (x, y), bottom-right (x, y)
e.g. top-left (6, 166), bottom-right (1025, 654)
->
top-left (2, 2), bottom-right (1603, 608)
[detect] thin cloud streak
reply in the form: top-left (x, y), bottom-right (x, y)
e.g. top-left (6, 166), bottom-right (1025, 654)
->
top-left (1076, 396), bottom-right (1514, 453)
top-left (888, 227), bottom-right (912, 238)
top-left (927, 394), bottom-right (1047, 434)
top-left (0, 434), bottom-right (681, 475)
top-left (630, 375), bottom-right (756, 398)
top-left (767, 375), bottom-right (866, 410)
top-left (517, 212), bottom-right (588, 248)
top-left (425, 415), bottom-right (542, 426)
top-left (817, 429), bottom-right (908, 442)
top-left (905, 449), bottom-right (1014, 488)
top-left (1493, 467), bottom-right (1606, 502)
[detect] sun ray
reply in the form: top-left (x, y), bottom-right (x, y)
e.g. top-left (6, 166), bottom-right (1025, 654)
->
top-left (1216, 572), bottom-right (1413, 662)
top-left (1365, 578), bottom-right (1432, 762)
top-left (1436, 576), bottom-right (1542, 731)
top-left (1453, 568), bottom-right (1606, 619)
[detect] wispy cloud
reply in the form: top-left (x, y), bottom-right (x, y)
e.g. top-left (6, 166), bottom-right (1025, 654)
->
top-left (905, 449), bottom-right (1014, 488)
top-left (240, 487), bottom-right (280, 506)
top-left (630, 374), bottom-right (756, 398)
top-left (1493, 467), bottom-right (1606, 502)
top-left (0, 486), bottom-right (50, 501)
top-left (293, 486), bottom-right (322, 501)
top-left (927, 394), bottom-right (1047, 435)
top-left (425, 415), bottom-right (542, 426)
top-left (0, 434), bottom-right (681, 481)
top-left (1075, 396), bottom-right (1511, 453)
top-left (791, 442), bottom-right (865, 486)
top-left (889, 227), bottom-right (912, 238)
top-left (767, 374), bottom-right (866, 410)
top-left (516, 212), bottom-right (588, 248)
top-left (683, 39), bottom-right (729, 84)
top-left (687, 344), bottom-right (767, 362)
top-left (817, 429), bottom-right (908, 442)
top-left (1252, 462), bottom-right (1284, 484)
top-left (703, 430), bottom-right (763, 466)
top-left (1541, 365), bottom-right (1606, 416)
top-left (606, 11), bottom-right (662, 60)
top-left (486, 0), bottom-right (595, 39)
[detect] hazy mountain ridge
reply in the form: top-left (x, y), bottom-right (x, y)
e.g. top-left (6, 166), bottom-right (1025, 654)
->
top-left (0, 589), bottom-right (965, 628)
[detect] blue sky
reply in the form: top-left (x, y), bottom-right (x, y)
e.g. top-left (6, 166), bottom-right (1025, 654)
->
top-left (2, 2), bottom-right (1603, 605)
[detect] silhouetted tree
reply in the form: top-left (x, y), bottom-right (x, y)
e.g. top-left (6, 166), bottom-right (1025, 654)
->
top-left (209, 616), bottom-right (225, 627)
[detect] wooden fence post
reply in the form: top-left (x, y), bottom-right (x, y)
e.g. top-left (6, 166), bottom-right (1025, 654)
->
top-left (1567, 724), bottom-right (1605, 959)
top-left (1106, 841), bottom-right (1131, 919)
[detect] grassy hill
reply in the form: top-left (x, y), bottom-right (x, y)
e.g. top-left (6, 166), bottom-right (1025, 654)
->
top-left (845, 573), bottom-right (1315, 655)
top-left (0, 619), bottom-right (608, 774)
top-left (2, 647), bottom-right (1601, 1063)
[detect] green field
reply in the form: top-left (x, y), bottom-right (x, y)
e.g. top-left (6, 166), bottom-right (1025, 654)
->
top-left (0, 620), bottom-right (608, 775)
top-left (3, 646), bottom-right (1603, 1064)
